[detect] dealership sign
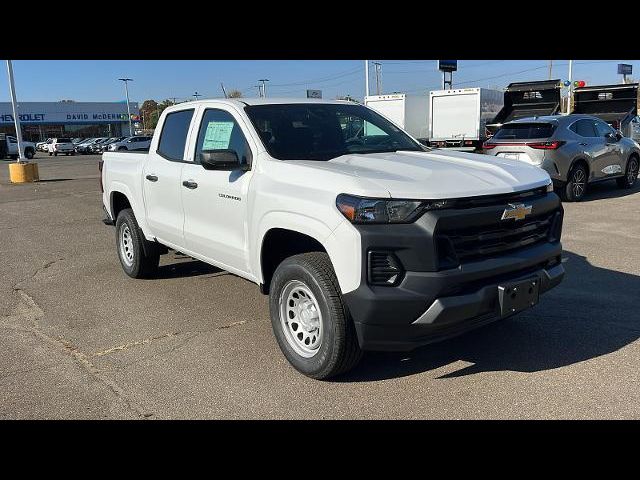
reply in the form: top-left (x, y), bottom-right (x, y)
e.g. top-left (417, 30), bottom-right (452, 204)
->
top-left (0, 101), bottom-right (139, 124)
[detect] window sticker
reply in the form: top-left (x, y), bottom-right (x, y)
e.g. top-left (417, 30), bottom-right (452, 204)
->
top-left (203, 121), bottom-right (234, 150)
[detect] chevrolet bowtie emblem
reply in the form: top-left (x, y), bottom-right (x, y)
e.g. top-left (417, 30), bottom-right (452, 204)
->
top-left (501, 203), bottom-right (532, 221)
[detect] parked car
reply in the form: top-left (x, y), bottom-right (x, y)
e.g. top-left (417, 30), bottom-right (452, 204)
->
top-left (101, 98), bottom-right (564, 379)
top-left (75, 138), bottom-right (101, 154)
top-left (95, 137), bottom-right (126, 153)
top-left (106, 135), bottom-right (152, 152)
top-left (6, 135), bottom-right (36, 159)
top-left (88, 137), bottom-right (113, 154)
top-left (483, 114), bottom-right (640, 201)
top-left (47, 138), bottom-right (75, 156)
top-left (36, 138), bottom-right (53, 152)
top-left (72, 138), bottom-right (86, 145)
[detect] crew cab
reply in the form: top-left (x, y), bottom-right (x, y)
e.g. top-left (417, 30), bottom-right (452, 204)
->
top-left (6, 135), bottom-right (36, 159)
top-left (101, 98), bottom-right (565, 379)
top-left (47, 137), bottom-right (75, 156)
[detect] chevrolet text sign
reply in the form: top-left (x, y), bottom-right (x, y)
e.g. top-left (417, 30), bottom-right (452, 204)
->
top-left (0, 102), bottom-right (139, 124)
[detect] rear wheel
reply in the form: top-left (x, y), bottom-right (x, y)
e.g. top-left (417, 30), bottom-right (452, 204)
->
top-left (24, 148), bottom-right (34, 160)
top-left (562, 163), bottom-right (587, 202)
top-left (269, 252), bottom-right (362, 380)
top-left (115, 208), bottom-right (160, 278)
top-left (617, 156), bottom-right (638, 189)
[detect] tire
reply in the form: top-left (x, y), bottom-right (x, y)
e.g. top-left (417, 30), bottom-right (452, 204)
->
top-left (269, 252), bottom-right (362, 380)
top-left (48, 152), bottom-right (52, 156)
top-left (53, 152), bottom-right (58, 156)
top-left (115, 208), bottom-right (160, 279)
top-left (561, 163), bottom-right (588, 202)
top-left (118, 146), bottom-right (127, 151)
top-left (617, 155), bottom-right (639, 189)
top-left (24, 148), bottom-right (34, 160)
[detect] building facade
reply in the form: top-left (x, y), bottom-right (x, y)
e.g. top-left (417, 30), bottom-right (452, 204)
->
top-left (0, 101), bottom-right (140, 141)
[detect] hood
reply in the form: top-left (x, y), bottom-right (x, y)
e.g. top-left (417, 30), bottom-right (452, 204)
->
top-left (290, 150), bottom-right (551, 199)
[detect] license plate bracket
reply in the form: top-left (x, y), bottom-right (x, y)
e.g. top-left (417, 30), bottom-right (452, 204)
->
top-left (498, 277), bottom-right (540, 317)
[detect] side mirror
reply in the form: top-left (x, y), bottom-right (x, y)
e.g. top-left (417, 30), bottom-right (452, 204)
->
top-left (615, 130), bottom-right (623, 140)
top-left (200, 149), bottom-right (244, 170)
top-left (605, 132), bottom-right (617, 142)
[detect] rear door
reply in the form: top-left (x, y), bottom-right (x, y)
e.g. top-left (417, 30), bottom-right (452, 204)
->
top-left (142, 108), bottom-right (195, 247)
top-left (180, 105), bottom-right (256, 274)
top-left (569, 119), bottom-right (613, 180)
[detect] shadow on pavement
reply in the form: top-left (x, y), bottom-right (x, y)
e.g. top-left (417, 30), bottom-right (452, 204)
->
top-left (155, 258), bottom-right (223, 279)
top-left (576, 178), bottom-right (640, 202)
top-left (337, 250), bottom-right (640, 382)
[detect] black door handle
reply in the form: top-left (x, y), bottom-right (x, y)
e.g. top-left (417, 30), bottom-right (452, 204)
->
top-left (182, 180), bottom-right (198, 189)
top-left (145, 174), bottom-right (158, 182)
top-left (579, 143), bottom-right (588, 146)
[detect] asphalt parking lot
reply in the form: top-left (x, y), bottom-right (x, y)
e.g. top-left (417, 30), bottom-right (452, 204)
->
top-left (1, 152), bottom-right (639, 419)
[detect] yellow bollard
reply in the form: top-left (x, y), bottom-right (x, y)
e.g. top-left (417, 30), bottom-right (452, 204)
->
top-left (8, 162), bottom-right (39, 183)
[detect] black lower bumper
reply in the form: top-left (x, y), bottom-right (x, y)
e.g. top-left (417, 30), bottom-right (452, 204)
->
top-left (348, 261), bottom-right (563, 351)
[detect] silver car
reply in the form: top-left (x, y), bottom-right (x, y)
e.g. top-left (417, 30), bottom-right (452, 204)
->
top-left (483, 114), bottom-right (640, 201)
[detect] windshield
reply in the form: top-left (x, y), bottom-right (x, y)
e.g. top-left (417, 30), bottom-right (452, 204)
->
top-left (244, 103), bottom-right (424, 161)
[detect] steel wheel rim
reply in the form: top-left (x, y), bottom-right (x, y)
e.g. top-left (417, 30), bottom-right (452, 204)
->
top-left (572, 168), bottom-right (585, 197)
top-left (279, 280), bottom-right (323, 358)
top-left (628, 159), bottom-right (638, 185)
top-left (119, 223), bottom-right (134, 267)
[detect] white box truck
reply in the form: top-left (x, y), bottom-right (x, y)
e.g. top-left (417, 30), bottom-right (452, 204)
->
top-left (429, 88), bottom-right (503, 151)
top-left (365, 94), bottom-right (429, 143)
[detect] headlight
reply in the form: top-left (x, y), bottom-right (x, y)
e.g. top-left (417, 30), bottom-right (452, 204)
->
top-left (336, 194), bottom-right (448, 224)
top-left (546, 181), bottom-right (553, 193)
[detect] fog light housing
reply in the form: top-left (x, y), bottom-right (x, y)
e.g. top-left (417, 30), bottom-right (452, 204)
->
top-left (368, 251), bottom-right (404, 286)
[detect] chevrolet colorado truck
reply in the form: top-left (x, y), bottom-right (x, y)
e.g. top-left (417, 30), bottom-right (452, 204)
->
top-left (101, 98), bottom-right (565, 379)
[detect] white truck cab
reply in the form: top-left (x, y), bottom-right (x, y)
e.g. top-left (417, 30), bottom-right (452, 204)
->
top-left (101, 98), bottom-right (564, 379)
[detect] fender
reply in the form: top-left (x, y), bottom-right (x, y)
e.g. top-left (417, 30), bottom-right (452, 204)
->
top-left (108, 181), bottom-right (153, 240)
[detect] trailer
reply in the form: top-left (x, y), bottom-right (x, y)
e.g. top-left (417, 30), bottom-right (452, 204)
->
top-left (364, 93), bottom-right (429, 143)
top-left (428, 88), bottom-right (503, 151)
top-left (571, 83), bottom-right (639, 140)
top-left (486, 80), bottom-right (563, 136)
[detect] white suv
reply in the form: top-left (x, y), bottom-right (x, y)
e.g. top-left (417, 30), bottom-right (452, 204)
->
top-left (107, 136), bottom-right (152, 152)
top-left (47, 138), bottom-right (76, 156)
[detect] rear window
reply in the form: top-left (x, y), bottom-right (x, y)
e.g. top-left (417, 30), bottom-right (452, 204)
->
top-left (57, 138), bottom-right (72, 143)
top-left (493, 123), bottom-right (555, 140)
top-left (158, 109), bottom-right (194, 161)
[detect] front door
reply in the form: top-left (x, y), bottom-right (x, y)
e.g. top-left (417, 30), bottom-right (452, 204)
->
top-left (180, 107), bottom-right (255, 274)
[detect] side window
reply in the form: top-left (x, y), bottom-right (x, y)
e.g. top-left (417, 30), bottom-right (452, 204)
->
top-left (595, 121), bottom-right (614, 137)
top-left (194, 109), bottom-right (252, 166)
top-left (158, 109), bottom-right (194, 161)
top-left (571, 119), bottom-right (597, 137)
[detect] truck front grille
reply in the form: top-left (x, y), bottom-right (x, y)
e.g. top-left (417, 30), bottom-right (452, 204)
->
top-left (437, 210), bottom-right (562, 264)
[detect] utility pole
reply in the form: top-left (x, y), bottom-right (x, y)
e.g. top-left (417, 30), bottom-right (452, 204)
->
top-left (258, 79), bottom-right (269, 98)
top-left (220, 83), bottom-right (228, 98)
top-left (118, 78), bottom-right (134, 137)
top-left (373, 62), bottom-right (382, 95)
top-left (567, 60), bottom-right (573, 114)
top-left (548, 60), bottom-right (553, 80)
top-left (193, 91), bottom-right (202, 101)
top-left (6, 60), bottom-right (25, 162)
top-left (365, 60), bottom-right (370, 98)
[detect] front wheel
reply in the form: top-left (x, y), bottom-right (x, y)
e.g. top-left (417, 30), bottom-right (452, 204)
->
top-left (561, 163), bottom-right (587, 202)
top-left (269, 252), bottom-right (362, 380)
top-left (24, 148), bottom-right (34, 160)
top-left (617, 156), bottom-right (639, 189)
top-left (115, 208), bottom-right (160, 278)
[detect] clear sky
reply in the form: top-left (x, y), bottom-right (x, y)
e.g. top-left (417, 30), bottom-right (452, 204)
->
top-left (0, 60), bottom-right (637, 104)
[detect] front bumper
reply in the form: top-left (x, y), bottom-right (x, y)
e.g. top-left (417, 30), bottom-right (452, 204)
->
top-left (348, 259), bottom-right (563, 351)
top-left (341, 190), bottom-right (564, 351)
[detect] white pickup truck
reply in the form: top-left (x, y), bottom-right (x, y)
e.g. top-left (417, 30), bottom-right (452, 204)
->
top-left (101, 98), bottom-right (565, 379)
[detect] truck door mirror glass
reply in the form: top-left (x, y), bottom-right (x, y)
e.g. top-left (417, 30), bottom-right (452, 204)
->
top-left (200, 149), bottom-right (243, 170)
top-left (615, 130), bottom-right (623, 140)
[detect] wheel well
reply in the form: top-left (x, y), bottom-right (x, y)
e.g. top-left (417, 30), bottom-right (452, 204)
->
top-left (111, 191), bottom-right (131, 220)
top-left (570, 158), bottom-right (589, 178)
top-left (260, 228), bottom-right (327, 294)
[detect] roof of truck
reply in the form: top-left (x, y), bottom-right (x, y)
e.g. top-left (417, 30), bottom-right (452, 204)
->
top-left (168, 97), bottom-right (354, 109)
top-left (507, 114), bottom-right (599, 124)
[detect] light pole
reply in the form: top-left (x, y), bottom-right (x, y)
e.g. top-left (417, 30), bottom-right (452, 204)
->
top-left (567, 60), bottom-right (573, 114)
top-left (194, 91), bottom-right (202, 101)
top-left (373, 62), bottom-right (382, 95)
top-left (365, 60), bottom-right (370, 97)
top-left (118, 78), bottom-right (133, 136)
top-left (6, 60), bottom-right (25, 163)
top-left (258, 79), bottom-right (269, 98)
